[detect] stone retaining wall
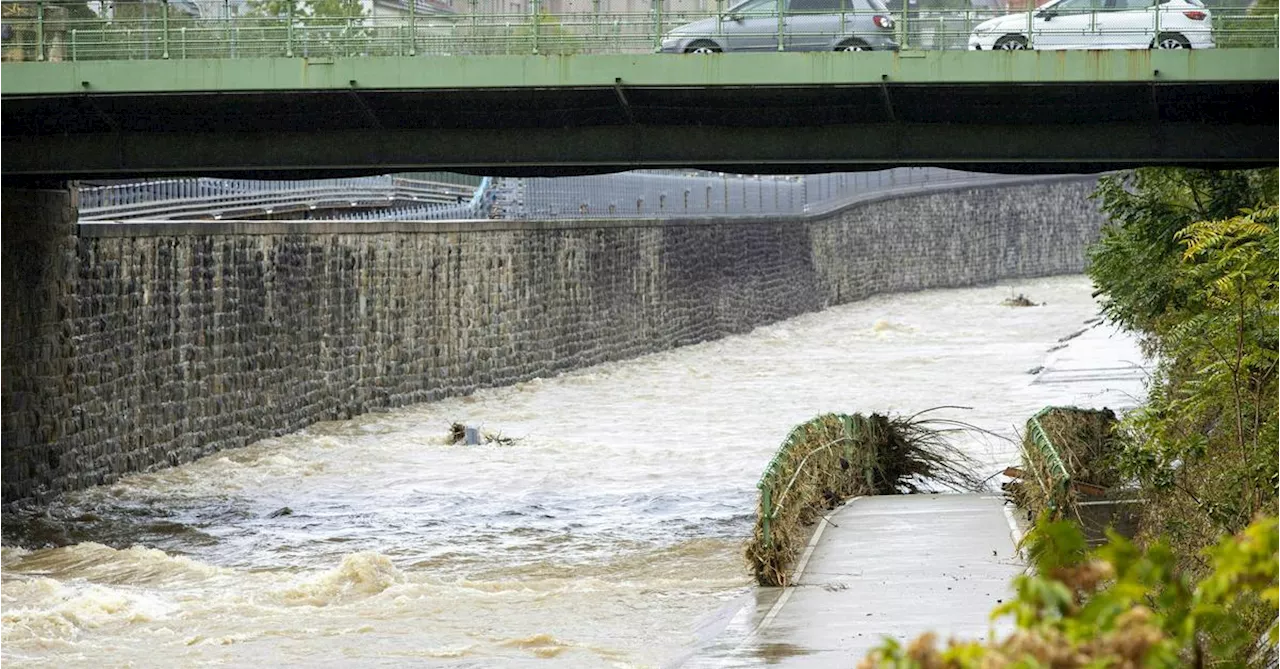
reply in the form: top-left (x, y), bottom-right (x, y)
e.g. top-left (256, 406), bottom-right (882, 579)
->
top-left (1, 178), bottom-right (1106, 505)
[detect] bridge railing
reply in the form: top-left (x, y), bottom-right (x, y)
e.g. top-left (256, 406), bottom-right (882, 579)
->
top-left (2, 1), bottom-right (1274, 62)
top-left (79, 175), bottom-right (486, 220)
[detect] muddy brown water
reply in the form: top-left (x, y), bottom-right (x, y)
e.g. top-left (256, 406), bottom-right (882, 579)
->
top-left (1, 276), bottom-right (1143, 667)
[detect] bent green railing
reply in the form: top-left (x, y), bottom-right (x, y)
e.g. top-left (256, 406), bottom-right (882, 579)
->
top-left (751, 413), bottom-right (883, 586)
top-left (749, 411), bottom-right (981, 585)
top-left (1026, 406), bottom-right (1073, 514)
top-left (756, 413), bottom-right (871, 551)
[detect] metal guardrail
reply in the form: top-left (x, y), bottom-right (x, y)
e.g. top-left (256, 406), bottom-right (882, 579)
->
top-left (1, 1), bottom-right (1274, 62)
top-left (757, 413), bottom-right (868, 550)
top-left (1026, 406), bottom-right (1073, 513)
top-left (79, 175), bottom-right (484, 221)
top-left (329, 176), bottom-right (496, 220)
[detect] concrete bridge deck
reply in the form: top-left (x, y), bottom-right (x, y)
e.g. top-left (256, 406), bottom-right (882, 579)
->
top-left (4, 50), bottom-right (1276, 179)
top-left (683, 493), bottom-right (1023, 667)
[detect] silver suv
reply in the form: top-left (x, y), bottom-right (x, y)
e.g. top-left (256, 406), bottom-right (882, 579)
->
top-left (660, 0), bottom-right (900, 53)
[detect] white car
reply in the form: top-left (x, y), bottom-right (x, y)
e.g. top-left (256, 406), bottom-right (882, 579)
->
top-left (968, 0), bottom-right (1215, 50)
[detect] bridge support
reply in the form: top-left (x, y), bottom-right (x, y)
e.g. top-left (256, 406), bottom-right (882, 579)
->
top-left (1, 183), bottom-right (79, 505)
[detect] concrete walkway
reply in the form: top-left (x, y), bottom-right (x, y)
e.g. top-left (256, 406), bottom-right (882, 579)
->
top-left (681, 494), bottom-right (1024, 668)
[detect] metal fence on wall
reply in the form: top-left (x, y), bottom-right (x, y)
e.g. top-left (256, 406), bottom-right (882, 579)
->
top-left (78, 168), bottom-right (1043, 222)
top-left (78, 174), bottom-right (486, 220)
top-left (500, 167), bottom-right (1030, 220)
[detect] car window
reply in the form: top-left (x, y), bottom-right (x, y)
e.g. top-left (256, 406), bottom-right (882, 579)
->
top-left (727, 0), bottom-right (782, 13)
top-left (1048, 0), bottom-right (1101, 13)
top-left (1114, 0), bottom-right (1154, 9)
top-left (790, 0), bottom-right (843, 11)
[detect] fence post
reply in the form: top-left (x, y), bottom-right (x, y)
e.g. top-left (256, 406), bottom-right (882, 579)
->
top-left (286, 1), bottom-right (294, 57)
top-left (761, 487), bottom-right (773, 548)
top-left (531, 0), bottom-right (540, 54)
top-left (409, 0), bottom-right (417, 55)
top-left (36, 0), bottom-right (45, 61)
top-left (653, 0), bottom-right (662, 52)
top-left (1025, 2), bottom-right (1032, 48)
top-left (1153, 1), bottom-right (1160, 41)
top-left (775, 0), bottom-right (783, 50)
top-left (162, 0), bottom-right (170, 58)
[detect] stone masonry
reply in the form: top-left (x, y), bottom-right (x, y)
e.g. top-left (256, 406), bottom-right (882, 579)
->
top-left (1, 177), bottom-right (1106, 506)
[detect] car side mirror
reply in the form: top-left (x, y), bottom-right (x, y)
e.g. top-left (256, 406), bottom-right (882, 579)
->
top-left (1035, 9), bottom-right (1054, 19)
top-left (729, 13), bottom-right (744, 21)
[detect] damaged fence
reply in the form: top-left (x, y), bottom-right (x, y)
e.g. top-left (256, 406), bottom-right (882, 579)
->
top-left (1011, 406), bottom-right (1140, 543)
top-left (746, 412), bottom-right (982, 587)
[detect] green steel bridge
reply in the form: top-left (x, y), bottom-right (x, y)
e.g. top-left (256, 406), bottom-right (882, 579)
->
top-left (1, 3), bottom-right (1276, 178)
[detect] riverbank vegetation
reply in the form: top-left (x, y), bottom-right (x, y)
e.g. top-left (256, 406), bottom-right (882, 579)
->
top-left (862, 167), bottom-right (1279, 666)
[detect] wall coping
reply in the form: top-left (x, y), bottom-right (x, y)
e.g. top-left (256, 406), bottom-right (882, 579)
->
top-left (77, 174), bottom-right (1099, 238)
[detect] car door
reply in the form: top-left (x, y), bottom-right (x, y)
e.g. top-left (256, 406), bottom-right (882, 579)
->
top-left (722, 0), bottom-right (788, 51)
top-left (784, 0), bottom-right (843, 50)
top-left (1096, 0), bottom-right (1155, 47)
top-left (1032, 0), bottom-right (1101, 48)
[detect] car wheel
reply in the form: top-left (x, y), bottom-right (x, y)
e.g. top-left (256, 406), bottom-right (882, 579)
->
top-left (685, 41), bottom-right (722, 54)
top-left (836, 39), bottom-right (873, 51)
top-left (994, 35), bottom-right (1029, 50)
top-left (1154, 32), bottom-right (1191, 49)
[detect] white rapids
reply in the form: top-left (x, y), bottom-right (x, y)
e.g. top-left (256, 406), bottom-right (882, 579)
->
top-left (0, 275), bottom-right (1146, 667)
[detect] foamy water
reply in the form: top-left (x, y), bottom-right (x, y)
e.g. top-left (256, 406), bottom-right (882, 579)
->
top-left (1, 276), bottom-right (1145, 667)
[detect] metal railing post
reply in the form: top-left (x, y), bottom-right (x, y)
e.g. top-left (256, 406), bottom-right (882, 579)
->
top-left (902, 3), bottom-right (910, 49)
top-left (1026, 2), bottom-right (1032, 48)
top-left (593, 0), bottom-right (600, 40)
top-left (468, 0), bottom-right (477, 53)
top-left (70, 28), bottom-right (77, 61)
top-left (408, 0), bottom-right (417, 55)
top-left (1153, 0), bottom-right (1160, 41)
top-left (36, 0), bottom-right (45, 61)
top-left (776, 0), bottom-right (783, 50)
top-left (531, 0), bottom-right (540, 54)
top-left (760, 487), bottom-right (773, 548)
top-left (162, 0), bottom-right (170, 59)
top-left (653, 0), bottom-right (662, 52)
top-left (286, 1), bottom-right (294, 57)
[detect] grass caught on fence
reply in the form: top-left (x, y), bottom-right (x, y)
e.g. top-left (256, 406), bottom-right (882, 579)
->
top-left (746, 412), bottom-right (983, 586)
top-left (1013, 407), bottom-right (1120, 519)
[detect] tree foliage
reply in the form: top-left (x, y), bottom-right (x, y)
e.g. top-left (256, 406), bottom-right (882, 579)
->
top-left (244, 0), bottom-right (366, 19)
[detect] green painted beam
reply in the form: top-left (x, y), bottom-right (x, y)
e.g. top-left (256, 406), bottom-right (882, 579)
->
top-left (3, 49), bottom-right (1277, 96)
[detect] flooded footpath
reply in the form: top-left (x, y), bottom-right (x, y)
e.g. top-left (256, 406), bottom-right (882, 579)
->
top-left (1, 275), bottom-right (1146, 667)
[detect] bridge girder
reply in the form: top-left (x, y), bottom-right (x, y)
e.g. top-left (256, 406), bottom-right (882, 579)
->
top-left (2, 51), bottom-right (1276, 179)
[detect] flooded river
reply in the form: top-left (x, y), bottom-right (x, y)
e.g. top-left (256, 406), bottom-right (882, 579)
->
top-left (1, 276), bottom-right (1144, 667)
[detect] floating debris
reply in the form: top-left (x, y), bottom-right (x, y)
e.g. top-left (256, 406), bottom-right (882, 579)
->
top-left (448, 422), bottom-right (517, 446)
top-left (1001, 294), bottom-right (1042, 307)
top-left (267, 507), bottom-right (293, 518)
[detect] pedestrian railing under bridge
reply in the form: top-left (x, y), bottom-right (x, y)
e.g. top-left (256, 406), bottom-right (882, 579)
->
top-left (1, 0), bottom-right (1275, 62)
top-left (78, 174), bottom-right (488, 221)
